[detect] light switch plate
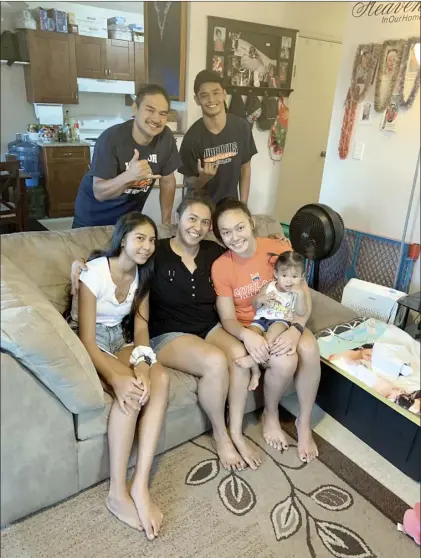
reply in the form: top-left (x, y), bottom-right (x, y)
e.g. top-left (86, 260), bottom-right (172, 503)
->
top-left (353, 142), bottom-right (365, 160)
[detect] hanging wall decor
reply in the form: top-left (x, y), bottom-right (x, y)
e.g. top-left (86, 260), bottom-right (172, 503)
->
top-left (350, 43), bottom-right (381, 103)
top-left (144, 1), bottom-right (187, 101)
top-left (374, 39), bottom-right (405, 112)
top-left (397, 36), bottom-right (421, 110)
top-left (338, 88), bottom-right (358, 160)
top-left (206, 16), bottom-right (298, 97)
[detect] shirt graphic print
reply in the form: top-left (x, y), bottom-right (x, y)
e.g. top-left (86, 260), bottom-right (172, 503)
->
top-left (124, 153), bottom-right (158, 195)
top-left (203, 142), bottom-right (238, 165)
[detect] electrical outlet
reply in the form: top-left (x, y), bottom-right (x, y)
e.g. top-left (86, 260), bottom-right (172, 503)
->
top-left (353, 142), bottom-right (365, 160)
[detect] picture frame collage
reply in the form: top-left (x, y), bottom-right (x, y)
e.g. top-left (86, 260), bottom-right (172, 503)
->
top-left (207, 16), bottom-right (298, 96)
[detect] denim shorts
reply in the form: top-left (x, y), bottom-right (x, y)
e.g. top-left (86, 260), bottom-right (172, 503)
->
top-left (250, 317), bottom-right (291, 333)
top-left (150, 323), bottom-right (222, 355)
top-left (69, 319), bottom-right (130, 357)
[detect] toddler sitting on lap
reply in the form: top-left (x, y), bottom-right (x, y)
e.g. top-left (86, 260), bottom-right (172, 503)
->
top-left (237, 251), bottom-right (308, 390)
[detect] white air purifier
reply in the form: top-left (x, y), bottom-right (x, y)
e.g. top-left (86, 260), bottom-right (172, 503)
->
top-left (341, 278), bottom-right (406, 323)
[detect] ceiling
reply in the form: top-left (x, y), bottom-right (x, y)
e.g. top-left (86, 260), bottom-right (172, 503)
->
top-left (72, 1), bottom-right (143, 14)
top-left (1, 1), bottom-right (143, 14)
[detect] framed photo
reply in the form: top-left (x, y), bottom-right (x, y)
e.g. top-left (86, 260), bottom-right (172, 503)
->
top-left (383, 47), bottom-right (399, 76)
top-left (207, 16), bottom-right (297, 95)
top-left (356, 46), bottom-right (372, 84)
top-left (212, 55), bottom-right (224, 77)
top-left (213, 26), bottom-right (226, 52)
top-left (278, 62), bottom-right (289, 82)
top-left (359, 101), bottom-right (373, 125)
top-left (380, 94), bottom-right (399, 132)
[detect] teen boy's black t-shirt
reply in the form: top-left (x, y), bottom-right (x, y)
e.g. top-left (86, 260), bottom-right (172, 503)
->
top-left (74, 120), bottom-right (181, 226)
top-left (179, 113), bottom-right (257, 204)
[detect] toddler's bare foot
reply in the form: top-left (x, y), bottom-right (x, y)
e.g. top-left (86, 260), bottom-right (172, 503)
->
top-left (130, 484), bottom-right (163, 541)
top-left (262, 409), bottom-right (289, 451)
top-left (295, 418), bottom-right (318, 463)
top-left (230, 432), bottom-right (262, 470)
top-left (248, 364), bottom-right (261, 391)
top-left (236, 355), bottom-right (256, 369)
top-left (106, 492), bottom-right (142, 531)
top-left (213, 432), bottom-right (246, 471)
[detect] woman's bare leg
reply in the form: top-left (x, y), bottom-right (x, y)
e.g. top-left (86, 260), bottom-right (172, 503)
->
top-left (106, 346), bottom-right (142, 530)
top-left (263, 353), bottom-right (297, 450)
top-left (206, 327), bottom-right (262, 470)
top-left (130, 363), bottom-right (169, 540)
top-left (157, 335), bottom-right (245, 471)
top-left (294, 329), bottom-right (320, 462)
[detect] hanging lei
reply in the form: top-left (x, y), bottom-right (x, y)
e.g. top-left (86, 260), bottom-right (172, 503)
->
top-left (338, 87), bottom-right (358, 160)
top-left (350, 43), bottom-right (381, 103)
top-left (374, 39), bottom-right (405, 112)
top-left (397, 37), bottom-right (420, 109)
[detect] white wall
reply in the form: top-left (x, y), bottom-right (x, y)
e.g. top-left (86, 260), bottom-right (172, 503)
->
top-left (319, 3), bottom-right (420, 243)
top-left (184, 2), bottom-right (348, 216)
top-left (319, 2), bottom-right (420, 291)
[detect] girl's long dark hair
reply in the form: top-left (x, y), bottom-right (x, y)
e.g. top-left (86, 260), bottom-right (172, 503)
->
top-left (66, 212), bottom-right (158, 343)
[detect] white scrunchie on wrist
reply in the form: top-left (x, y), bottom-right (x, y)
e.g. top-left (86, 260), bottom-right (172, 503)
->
top-left (130, 345), bottom-right (157, 367)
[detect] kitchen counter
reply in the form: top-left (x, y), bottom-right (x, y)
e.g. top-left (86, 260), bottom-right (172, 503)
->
top-left (36, 141), bottom-right (90, 147)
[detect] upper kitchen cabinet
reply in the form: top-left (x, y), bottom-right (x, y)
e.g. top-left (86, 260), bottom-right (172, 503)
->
top-left (20, 30), bottom-right (78, 104)
top-left (75, 36), bottom-right (134, 81)
top-left (133, 43), bottom-right (145, 90)
top-left (75, 35), bottom-right (107, 79)
top-left (106, 39), bottom-right (134, 81)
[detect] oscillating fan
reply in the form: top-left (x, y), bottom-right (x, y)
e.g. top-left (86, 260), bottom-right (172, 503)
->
top-left (289, 203), bottom-right (344, 291)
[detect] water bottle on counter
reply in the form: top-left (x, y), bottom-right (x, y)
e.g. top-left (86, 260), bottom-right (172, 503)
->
top-left (7, 133), bottom-right (42, 188)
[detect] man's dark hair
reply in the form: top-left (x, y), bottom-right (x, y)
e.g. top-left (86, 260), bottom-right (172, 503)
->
top-left (135, 84), bottom-right (170, 108)
top-left (194, 70), bottom-right (224, 95)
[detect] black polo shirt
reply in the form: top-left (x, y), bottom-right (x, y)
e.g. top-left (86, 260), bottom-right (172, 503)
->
top-left (149, 238), bottom-right (225, 339)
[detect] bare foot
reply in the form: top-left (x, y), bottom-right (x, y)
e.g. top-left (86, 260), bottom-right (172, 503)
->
top-left (106, 493), bottom-right (142, 531)
top-left (295, 418), bottom-right (318, 463)
top-left (213, 433), bottom-right (246, 471)
top-left (230, 432), bottom-right (262, 470)
top-left (262, 410), bottom-right (289, 451)
top-left (248, 365), bottom-right (261, 391)
top-left (130, 484), bottom-right (163, 541)
top-left (236, 355), bottom-right (256, 369)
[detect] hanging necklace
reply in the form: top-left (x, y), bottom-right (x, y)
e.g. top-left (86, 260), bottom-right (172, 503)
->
top-left (374, 39), bottom-right (405, 113)
top-left (338, 88), bottom-right (358, 160)
top-left (154, 1), bottom-right (172, 41)
top-left (350, 43), bottom-right (381, 103)
top-left (397, 37), bottom-right (420, 110)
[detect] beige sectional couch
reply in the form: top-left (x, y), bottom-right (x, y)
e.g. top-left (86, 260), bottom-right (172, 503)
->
top-left (0, 216), bottom-right (357, 525)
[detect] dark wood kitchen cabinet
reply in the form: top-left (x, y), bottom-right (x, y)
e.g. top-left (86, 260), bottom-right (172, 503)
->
top-left (75, 36), bottom-right (134, 81)
top-left (75, 35), bottom-right (107, 79)
top-left (20, 30), bottom-right (78, 104)
top-left (106, 39), bottom-right (134, 80)
top-left (41, 146), bottom-right (90, 218)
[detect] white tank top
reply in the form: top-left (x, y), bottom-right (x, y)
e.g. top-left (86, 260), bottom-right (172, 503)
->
top-left (254, 281), bottom-right (297, 321)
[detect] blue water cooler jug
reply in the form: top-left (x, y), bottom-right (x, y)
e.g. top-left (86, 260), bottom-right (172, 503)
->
top-left (7, 133), bottom-right (42, 187)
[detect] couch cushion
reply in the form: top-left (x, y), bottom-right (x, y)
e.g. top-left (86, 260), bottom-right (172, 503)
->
top-left (1, 256), bottom-right (104, 414)
top-left (307, 289), bottom-right (358, 333)
top-left (1, 227), bottom-right (114, 314)
top-left (75, 367), bottom-right (199, 440)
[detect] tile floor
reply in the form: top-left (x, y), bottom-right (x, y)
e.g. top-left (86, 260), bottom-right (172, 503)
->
top-left (281, 392), bottom-right (419, 507)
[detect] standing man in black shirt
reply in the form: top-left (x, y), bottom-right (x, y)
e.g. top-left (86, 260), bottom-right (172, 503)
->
top-left (73, 84), bottom-right (181, 228)
top-left (179, 70), bottom-right (257, 205)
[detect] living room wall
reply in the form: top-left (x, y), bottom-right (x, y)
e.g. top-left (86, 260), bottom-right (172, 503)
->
top-left (184, 1), bottom-right (348, 216)
top-left (319, 2), bottom-right (420, 291)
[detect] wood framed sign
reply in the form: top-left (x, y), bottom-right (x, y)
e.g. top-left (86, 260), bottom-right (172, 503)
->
top-left (144, 1), bottom-right (187, 101)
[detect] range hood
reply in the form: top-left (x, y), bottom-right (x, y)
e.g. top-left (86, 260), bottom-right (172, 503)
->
top-left (77, 78), bottom-right (135, 95)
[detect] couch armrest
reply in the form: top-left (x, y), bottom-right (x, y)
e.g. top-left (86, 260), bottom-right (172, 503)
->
top-left (1, 353), bottom-right (79, 525)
